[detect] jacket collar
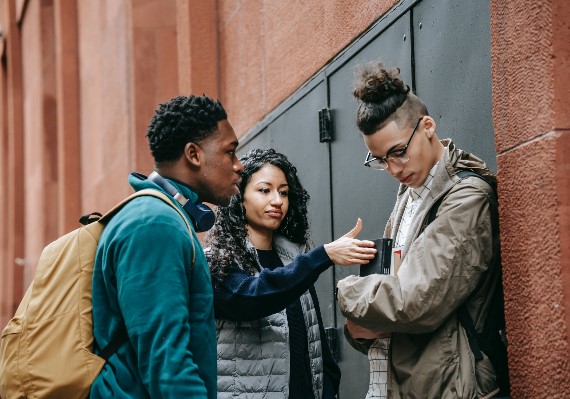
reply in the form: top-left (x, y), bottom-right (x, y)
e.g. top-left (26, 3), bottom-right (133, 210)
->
top-left (394, 139), bottom-right (496, 199)
top-left (387, 139), bottom-right (496, 257)
top-left (129, 173), bottom-right (200, 205)
top-left (244, 234), bottom-right (308, 274)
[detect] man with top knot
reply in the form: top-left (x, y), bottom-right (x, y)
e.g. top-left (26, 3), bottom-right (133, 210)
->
top-left (336, 61), bottom-right (509, 399)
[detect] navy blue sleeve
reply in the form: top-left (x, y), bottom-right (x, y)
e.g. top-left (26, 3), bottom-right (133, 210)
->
top-left (213, 245), bottom-right (332, 321)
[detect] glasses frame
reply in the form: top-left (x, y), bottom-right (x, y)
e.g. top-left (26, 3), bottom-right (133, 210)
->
top-left (363, 117), bottom-right (423, 170)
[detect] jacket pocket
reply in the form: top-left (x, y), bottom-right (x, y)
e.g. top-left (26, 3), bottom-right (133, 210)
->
top-left (475, 352), bottom-right (499, 398)
top-left (460, 322), bottom-right (498, 398)
top-left (0, 317), bottom-right (25, 398)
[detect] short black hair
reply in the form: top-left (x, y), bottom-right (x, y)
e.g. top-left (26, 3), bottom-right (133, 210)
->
top-left (146, 95), bottom-right (227, 162)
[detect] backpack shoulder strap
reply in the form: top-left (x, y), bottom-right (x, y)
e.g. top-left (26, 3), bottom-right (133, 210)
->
top-left (422, 170), bottom-right (509, 392)
top-left (95, 189), bottom-right (199, 362)
top-left (99, 189), bottom-right (196, 266)
top-left (425, 169), bottom-right (491, 227)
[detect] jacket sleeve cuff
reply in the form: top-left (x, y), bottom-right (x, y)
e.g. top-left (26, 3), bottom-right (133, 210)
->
top-left (343, 323), bottom-right (374, 354)
top-left (308, 245), bottom-right (334, 270)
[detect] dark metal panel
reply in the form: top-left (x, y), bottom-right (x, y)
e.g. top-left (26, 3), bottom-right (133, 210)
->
top-left (328, 13), bottom-right (412, 398)
top-left (413, 0), bottom-right (496, 170)
top-left (236, 127), bottom-right (270, 156)
top-left (267, 84), bottom-right (330, 239)
top-left (237, 83), bottom-right (335, 328)
top-left (237, 72), bottom-right (327, 149)
top-left (266, 83), bottom-right (336, 328)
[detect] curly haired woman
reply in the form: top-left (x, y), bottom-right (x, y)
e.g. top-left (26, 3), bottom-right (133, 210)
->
top-left (206, 148), bottom-right (376, 399)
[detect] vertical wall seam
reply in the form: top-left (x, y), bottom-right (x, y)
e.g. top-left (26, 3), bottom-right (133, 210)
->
top-left (324, 76), bottom-right (337, 329)
top-left (215, 0), bottom-right (221, 99)
top-left (409, 6), bottom-right (416, 94)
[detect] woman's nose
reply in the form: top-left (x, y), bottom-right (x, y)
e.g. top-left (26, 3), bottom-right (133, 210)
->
top-left (270, 192), bottom-right (283, 205)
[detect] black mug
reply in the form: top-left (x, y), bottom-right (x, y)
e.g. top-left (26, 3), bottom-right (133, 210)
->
top-left (360, 238), bottom-right (393, 277)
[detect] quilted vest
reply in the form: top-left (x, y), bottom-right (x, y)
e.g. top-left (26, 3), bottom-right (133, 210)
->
top-left (216, 235), bottom-right (324, 398)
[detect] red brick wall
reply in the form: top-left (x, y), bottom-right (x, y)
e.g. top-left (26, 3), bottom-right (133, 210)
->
top-left (176, 0), bottom-right (217, 96)
top-left (54, 0), bottom-right (81, 235)
top-left (21, 0), bottom-right (58, 287)
top-left (130, 0), bottom-right (179, 173)
top-left (1, 0), bottom-right (25, 326)
top-left (77, 0), bottom-right (135, 213)
top-left (491, 0), bottom-right (570, 396)
top-left (217, 0), bottom-right (398, 136)
top-left (0, 8), bottom-right (10, 328)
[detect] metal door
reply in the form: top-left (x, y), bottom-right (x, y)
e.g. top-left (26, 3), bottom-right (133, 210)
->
top-left (266, 82), bottom-right (336, 326)
top-left (237, 82), bottom-right (336, 325)
top-left (327, 12), bottom-right (412, 398)
top-left (414, 0), bottom-right (496, 169)
top-left (237, 127), bottom-right (270, 155)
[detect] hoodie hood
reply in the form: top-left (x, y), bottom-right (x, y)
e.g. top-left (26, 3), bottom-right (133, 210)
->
top-left (443, 139), bottom-right (497, 185)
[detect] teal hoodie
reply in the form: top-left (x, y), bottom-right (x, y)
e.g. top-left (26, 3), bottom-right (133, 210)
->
top-left (90, 174), bottom-right (216, 399)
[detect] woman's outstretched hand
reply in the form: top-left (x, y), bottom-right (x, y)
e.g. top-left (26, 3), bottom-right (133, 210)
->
top-left (323, 218), bottom-right (376, 265)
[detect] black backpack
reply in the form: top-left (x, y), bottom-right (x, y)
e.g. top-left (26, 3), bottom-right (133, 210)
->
top-left (424, 170), bottom-right (510, 396)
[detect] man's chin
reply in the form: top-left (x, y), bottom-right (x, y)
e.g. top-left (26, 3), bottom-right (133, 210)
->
top-left (210, 195), bottom-right (233, 207)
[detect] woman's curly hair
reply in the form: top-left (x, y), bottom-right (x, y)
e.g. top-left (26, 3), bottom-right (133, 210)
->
top-left (353, 61), bottom-right (427, 135)
top-left (206, 148), bottom-right (310, 281)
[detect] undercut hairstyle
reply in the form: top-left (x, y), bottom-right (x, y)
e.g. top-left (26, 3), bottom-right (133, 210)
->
top-left (206, 148), bottom-right (310, 281)
top-left (353, 61), bottom-right (428, 135)
top-left (146, 95), bottom-right (227, 163)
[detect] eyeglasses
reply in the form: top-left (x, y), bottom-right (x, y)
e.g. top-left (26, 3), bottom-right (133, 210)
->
top-left (363, 117), bottom-right (423, 171)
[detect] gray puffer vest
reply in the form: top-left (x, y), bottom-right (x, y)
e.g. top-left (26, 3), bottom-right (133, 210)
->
top-left (216, 235), bottom-right (324, 399)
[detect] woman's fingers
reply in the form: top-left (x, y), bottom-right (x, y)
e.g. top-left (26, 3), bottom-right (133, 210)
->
top-left (355, 239), bottom-right (376, 247)
top-left (348, 258), bottom-right (372, 264)
top-left (350, 245), bottom-right (377, 254)
top-left (324, 231), bottom-right (377, 265)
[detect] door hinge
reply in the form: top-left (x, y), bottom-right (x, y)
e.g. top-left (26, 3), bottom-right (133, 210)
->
top-left (325, 326), bottom-right (339, 360)
top-left (319, 108), bottom-right (334, 143)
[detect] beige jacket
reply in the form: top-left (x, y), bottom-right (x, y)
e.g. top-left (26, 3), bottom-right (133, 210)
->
top-left (337, 140), bottom-right (501, 399)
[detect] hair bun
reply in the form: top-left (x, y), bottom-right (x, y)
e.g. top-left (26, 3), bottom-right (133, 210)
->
top-left (352, 62), bottom-right (409, 103)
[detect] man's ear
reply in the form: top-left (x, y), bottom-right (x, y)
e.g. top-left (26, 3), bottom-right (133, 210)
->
top-left (184, 142), bottom-right (201, 167)
top-left (423, 116), bottom-right (437, 139)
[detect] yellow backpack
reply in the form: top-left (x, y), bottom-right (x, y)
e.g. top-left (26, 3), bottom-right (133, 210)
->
top-left (0, 189), bottom-right (195, 399)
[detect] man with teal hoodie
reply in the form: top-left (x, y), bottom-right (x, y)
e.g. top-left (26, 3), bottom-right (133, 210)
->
top-left (90, 95), bottom-right (243, 399)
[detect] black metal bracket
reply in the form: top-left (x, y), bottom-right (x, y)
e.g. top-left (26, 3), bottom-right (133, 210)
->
top-left (319, 108), bottom-right (333, 142)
